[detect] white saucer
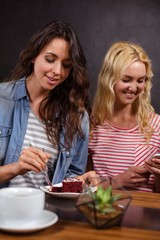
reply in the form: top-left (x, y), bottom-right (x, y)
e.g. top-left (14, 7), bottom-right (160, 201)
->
top-left (0, 210), bottom-right (58, 233)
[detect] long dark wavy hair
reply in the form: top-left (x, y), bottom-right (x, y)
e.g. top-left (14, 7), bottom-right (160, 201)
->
top-left (6, 21), bottom-right (90, 150)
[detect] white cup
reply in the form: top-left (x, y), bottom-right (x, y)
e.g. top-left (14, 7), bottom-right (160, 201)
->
top-left (0, 187), bottom-right (45, 224)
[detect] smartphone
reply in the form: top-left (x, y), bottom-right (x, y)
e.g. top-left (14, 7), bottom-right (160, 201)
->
top-left (152, 153), bottom-right (160, 159)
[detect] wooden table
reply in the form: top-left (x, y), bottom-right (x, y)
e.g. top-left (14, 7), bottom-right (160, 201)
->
top-left (0, 191), bottom-right (160, 239)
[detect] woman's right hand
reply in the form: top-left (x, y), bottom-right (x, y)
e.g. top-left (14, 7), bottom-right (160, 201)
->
top-left (114, 165), bottom-right (151, 188)
top-left (76, 171), bottom-right (101, 186)
top-left (0, 147), bottom-right (51, 184)
top-left (14, 146), bottom-right (51, 175)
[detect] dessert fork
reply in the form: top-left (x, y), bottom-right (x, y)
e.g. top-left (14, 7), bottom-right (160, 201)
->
top-left (28, 144), bottom-right (52, 188)
top-left (45, 164), bottom-right (53, 188)
top-left (41, 147), bottom-right (52, 188)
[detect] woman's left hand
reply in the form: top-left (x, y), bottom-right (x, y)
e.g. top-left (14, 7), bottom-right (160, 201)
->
top-left (145, 156), bottom-right (160, 175)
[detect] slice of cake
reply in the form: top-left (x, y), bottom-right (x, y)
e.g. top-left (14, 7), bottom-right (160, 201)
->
top-left (50, 178), bottom-right (83, 193)
top-left (50, 185), bottom-right (62, 192)
top-left (62, 178), bottom-right (83, 193)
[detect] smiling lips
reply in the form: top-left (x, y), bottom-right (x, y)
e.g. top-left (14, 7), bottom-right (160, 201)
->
top-left (123, 90), bottom-right (136, 99)
top-left (46, 75), bottom-right (59, 85)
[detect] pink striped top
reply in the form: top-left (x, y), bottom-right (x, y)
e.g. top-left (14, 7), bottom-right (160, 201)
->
top-left (89, 113), bottom-right (160, 192)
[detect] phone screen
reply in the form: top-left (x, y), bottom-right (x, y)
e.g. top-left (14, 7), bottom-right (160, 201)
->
top-left (152, 153), bottom-right (160, 159)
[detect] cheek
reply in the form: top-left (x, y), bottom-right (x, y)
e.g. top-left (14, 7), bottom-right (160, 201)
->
top-left (114, 83), bottom-right (124, 94)
top-left (33, 61), bottom-right (42, 74)
top-left (34, 58), bottom-right (51, 73)
top-left (62, 69), bottom-right (71, 79)
top-left (139, 83), bottom-right (146, 92)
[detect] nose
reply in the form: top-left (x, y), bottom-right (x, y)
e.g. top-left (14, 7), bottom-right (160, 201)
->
top-left (128, 83), bottom-right (137, 92)
top-left (52, 61), bottom-right (61, 76)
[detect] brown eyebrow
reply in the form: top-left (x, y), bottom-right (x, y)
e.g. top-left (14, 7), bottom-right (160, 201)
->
top-left (45, 52), bottom-right (71, 62)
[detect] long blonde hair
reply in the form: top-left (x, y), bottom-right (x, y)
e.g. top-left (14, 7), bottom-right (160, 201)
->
top-left (92, 41), bottom-right (154, 141)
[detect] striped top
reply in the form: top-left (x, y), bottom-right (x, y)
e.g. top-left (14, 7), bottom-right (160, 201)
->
top-left (89, 113), bottom-right (160, 192)
top-left (9, 111), bottom-right (58, 188)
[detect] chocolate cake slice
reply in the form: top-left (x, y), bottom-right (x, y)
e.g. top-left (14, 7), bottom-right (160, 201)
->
top-left (50, 185), bottom-right (62, 192)
top-left (62, 178), bottom-right (83, 193)
top-left (50, 178), bottom-right (83, 193)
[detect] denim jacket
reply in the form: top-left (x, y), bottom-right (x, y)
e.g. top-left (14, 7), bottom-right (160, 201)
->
top-left (0, 78), bottom-right (89, 187)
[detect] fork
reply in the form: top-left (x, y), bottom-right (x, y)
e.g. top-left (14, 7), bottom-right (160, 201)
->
top-left (41, 147), bottom-right (52, 189)
top-left (28, 144), bottom-right (52, 188)
top-left (45, 164), bottom-right (53, 189)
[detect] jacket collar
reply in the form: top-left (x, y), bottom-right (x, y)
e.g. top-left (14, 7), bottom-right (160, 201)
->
top-left (14, 77), bottom-right (29, 100)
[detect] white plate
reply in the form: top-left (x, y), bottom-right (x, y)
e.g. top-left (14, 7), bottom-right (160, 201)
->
top-left (40, 183), bottom-right (96, 199)
top-left (0, 210), bottom-right (58, 233)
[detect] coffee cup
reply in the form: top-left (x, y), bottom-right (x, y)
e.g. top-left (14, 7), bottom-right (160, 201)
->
top-left (0, 187), bottom-right (45, 225)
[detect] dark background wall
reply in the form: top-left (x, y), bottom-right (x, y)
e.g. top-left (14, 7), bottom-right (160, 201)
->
top-left (0, 0), bottom-right (160, 112)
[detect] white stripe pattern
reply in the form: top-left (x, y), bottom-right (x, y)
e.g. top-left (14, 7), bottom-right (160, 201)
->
top-left (9, 111), bottom-right (58, 188)
top-left (89, 114), bottom-right (160, 192)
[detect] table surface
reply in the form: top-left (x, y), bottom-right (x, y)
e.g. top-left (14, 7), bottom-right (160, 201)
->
top-left (0, 190), bottom-right (160, 239)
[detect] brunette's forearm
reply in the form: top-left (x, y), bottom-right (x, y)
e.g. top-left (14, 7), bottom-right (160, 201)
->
top-left (0, 163), bottom-right (18, 183)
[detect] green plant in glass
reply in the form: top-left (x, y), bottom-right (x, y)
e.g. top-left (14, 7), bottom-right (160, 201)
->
top-left (87, 185), bottom-right (121, 215)
top-left (76, 178), bottom-right (132, 229)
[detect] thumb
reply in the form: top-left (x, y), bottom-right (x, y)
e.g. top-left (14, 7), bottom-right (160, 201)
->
top-left (136, 165), bottom-right (149, 174)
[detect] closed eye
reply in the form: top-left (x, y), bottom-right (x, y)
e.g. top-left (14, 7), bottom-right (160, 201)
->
top-left (137, 78), bottom-right (146, 83)
top-left (63, 63), bottom-right (72, 69)
top-left (45, 57), bottom-right (55, 63)
top-left (121, 79), bottom-right (131, 83)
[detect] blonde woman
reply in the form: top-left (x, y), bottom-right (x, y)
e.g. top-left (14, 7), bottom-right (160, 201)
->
top-left (89, 41), bottom-right (160, 192)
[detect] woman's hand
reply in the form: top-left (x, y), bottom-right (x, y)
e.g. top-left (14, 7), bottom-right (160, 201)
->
top-left (76, 171), bottom-right (100, 186)
top-left (0, 146), bottom-right (51, 184)
top-left (14, 146), bottom-right (51, 175)
top-left (145, 155), bottom-right (160, 175)
top-left (114, 165), bottom-right (150, 188)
